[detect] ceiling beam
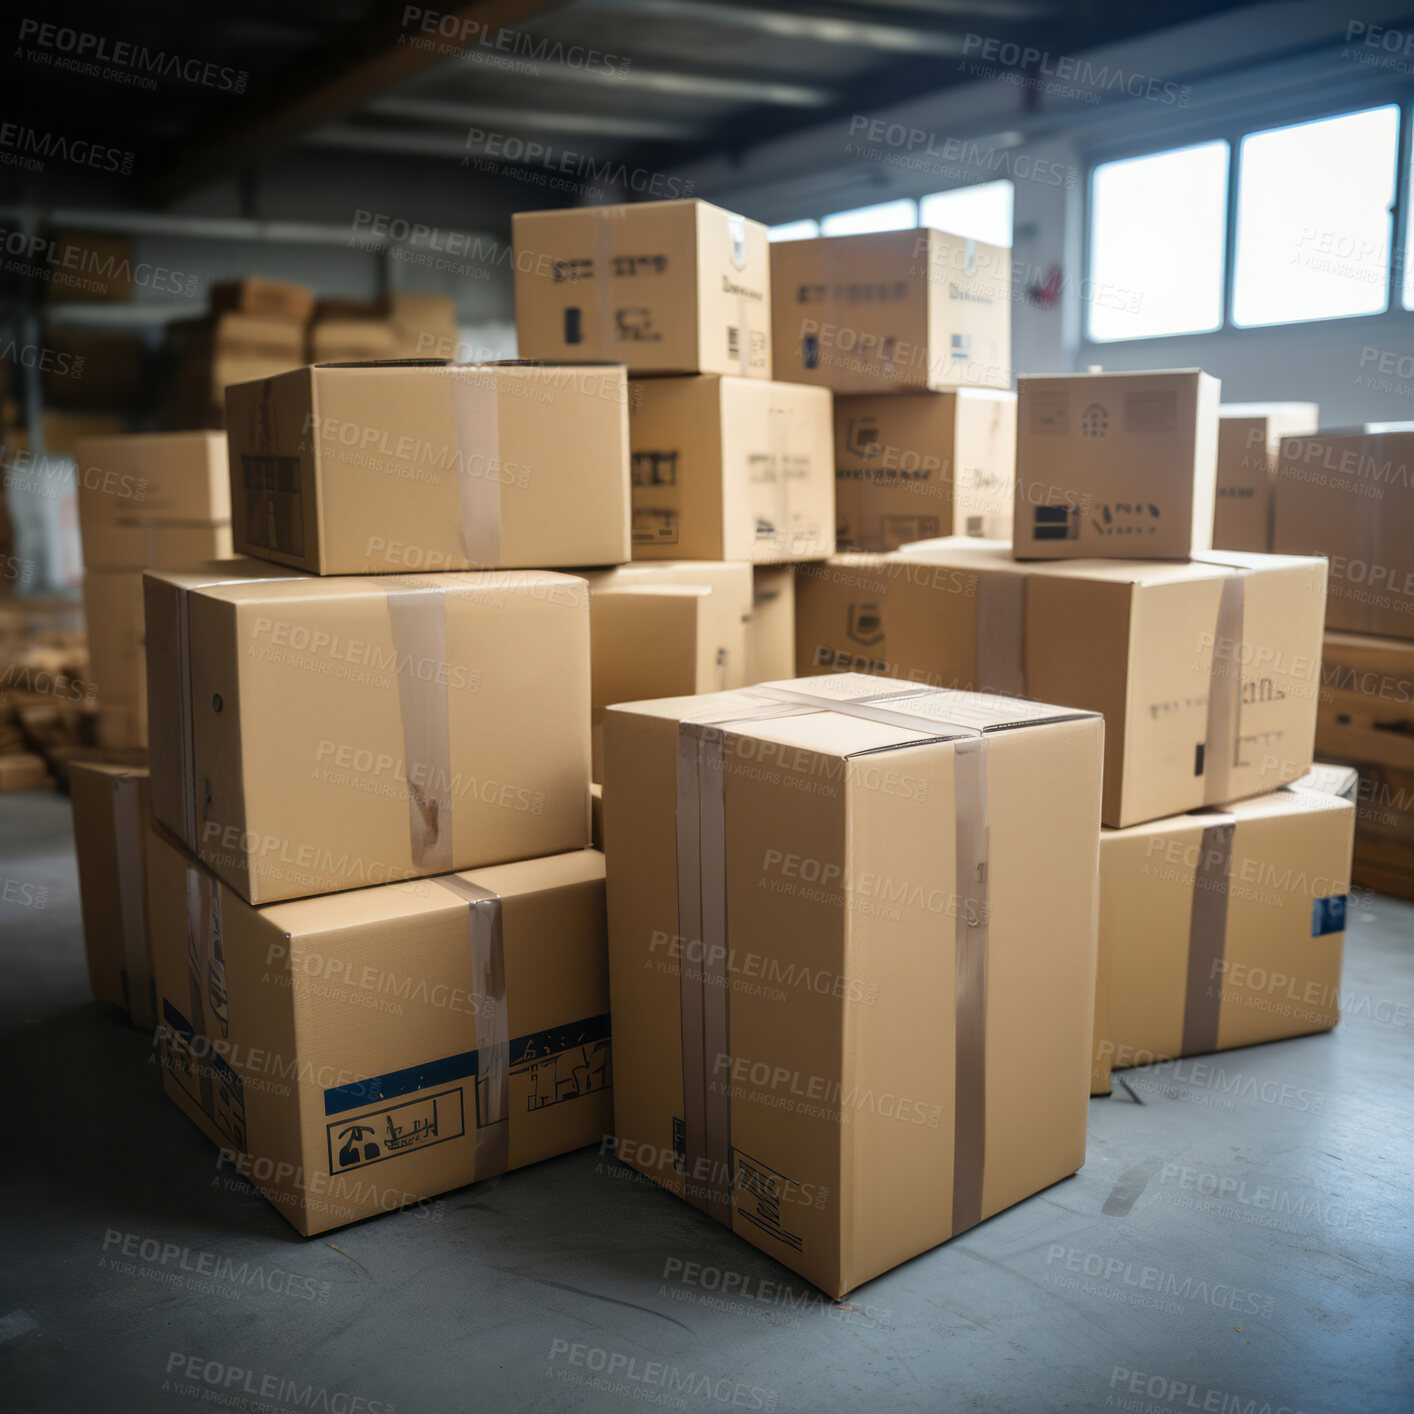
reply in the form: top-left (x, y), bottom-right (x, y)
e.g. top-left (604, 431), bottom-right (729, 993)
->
top-left (367, 96), bottom-right (704, 140)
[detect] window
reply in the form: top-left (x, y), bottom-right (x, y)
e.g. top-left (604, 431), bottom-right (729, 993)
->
top-left (1233, 106), bottom-right (1399, 327)
top-left (819, 198), bottom-right (916, 237)
top-left (919, 181), bottom-right (1014, 247)
top-left (768, 219), bottom-right (819, 242)
top-left (1088, 141), bottom-right (1229, 342)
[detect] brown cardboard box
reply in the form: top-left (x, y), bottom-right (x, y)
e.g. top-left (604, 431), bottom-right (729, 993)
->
top-left (46, 231), bottom-right (135, 303)
top-left (514, 199), bottom-right (771, 378)
top-left (149, 828), bottom-right (612, 1235)
top-left (747, 565), bottom-right (795, 684)
top-left (799, 540), bottom-right (1327, 827)
top-left (1013, 369), bottom-right (1221, 560)
top-left (75, 432), bottom-right (229, 527)
top-left (43, 331), bottom-right (145, 409)
top-left (1213, 403), bottom-right (1318, 553)
top-left (210, 278), bottom-right (314, 324)
top-left (578, 561), bottom-right (754, 778)
top-left (307, 319), bottom-right (401, 363)
top-left (80, 520), bottom-right (232, 573)
top-left (70, 761), bottom-right (153, 1025)
top-left (83, 569), bottom-right (148, 749)
top-left (165, 314), bottom-right (307, 429)
top-left (0, 752), bottom-right (50, 790)
top-left (227, 362), bottom-right (631, 574)
top-left (1095, 785), bottom-right (1354, 1080)
top-left (835, 389), bottom-right (1015, 549)
top-left (144, 565), bottom-right (592, 904)
top-left (1316, 630), bottom-right (1414, 899)
top-left (1274, 426), bottom-right (1414, 639)
top-left (770, 229), bottom-right (1010, 393)
top-left (603, 672), bottom-right (1102, 1297)
top-left (628, 375), bottom-right (833, 562)
top-left (387, 294), bottom-right (460, 359)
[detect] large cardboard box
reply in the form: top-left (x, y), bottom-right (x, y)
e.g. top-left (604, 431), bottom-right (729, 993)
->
top-left (83, 569), bottom-right (148, 749)
top-left (513, 199), bottom-right (771, 378)
top-left (144, 565), bottom-right (592, 904)
top-left (74, 432), bottom-right (230, 527)
top-left (227, 362), bottom-right (631, 574)
top-left (165, 314), bottom-right (307, 429)
top-left (747, 565), bottom-right (795, 684)
top-left (1013, 369), bottom-right (1220, 560)
top-left (798, 540), bottom-right (1327, 827)
top-left (1213, 403), bottom-right (1318, 553)
top-left (1316, 630), bottom-right (1414, 899)
top-left (603, 673), bottom-right (1102, 1296)
top-left (1095, 784), bottom-right (1354, 1079)
top-left (210, 277), bottom-right (314, 324)
top-left (628, 375), bottom-right (833, 562)
top-left (770, 229), bottom-right (1010, 393)
top-left (578, 561), bottom-right (754, 779)
top-left (835, 389), bottom-right (1015, 549)
top-left (1274, 425), bottom-right (1414, 639)
top-left (80, 520), bottom-right (232, 573)
top-left (150, 829), bottom-right (612, 1235)
top-left (71, 762), bottom-right (153, 1026)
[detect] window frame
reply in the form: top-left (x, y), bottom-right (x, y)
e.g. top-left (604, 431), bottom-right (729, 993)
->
top-left (1081, 87), bottom-right (1413, 349)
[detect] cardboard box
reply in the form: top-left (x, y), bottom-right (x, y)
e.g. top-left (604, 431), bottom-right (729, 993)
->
top-left (798, 541), bottom-right (1327, 827)
top-left (74, 432), bottom-right (230, 527)
top-left (603, 672), bottom-right (1102, 1296)
top-left (1274, 426), bottom-right (1414, 639)
top-left (590, 781), bottom-right (603, 849)
top-left (144, 565), bottom-right (592, 904)
top-left (165, 314), bottom-right (307, 429)
top-left (577, 561), bottom-right (754, 780)
top-left (1095, 785), bottom-right (1354, 1079)
top-left (747, 565), bottom-right (795, 684)
top-left (1213, 403), bottom-right (1318, 553)
top-left (227, 362), bottom-right (631, 574)
top-left (71, 761), bottom-right (152, 1025)
top-left (770, 229), bottom-right (1010, 393)
top-left (46, 231), bottom-right (135, 303)
top-left (387, 294), bottom-right (460, 359)
top-left (210, 278), bottom-right (314, 324)
top-left (835, 390), bottom-right (1015, 549)
top-left (80, 520), bottom-right (232, 573)
top-left (513, 199), bottom-right (771, 377)
top-left (0, 752), bottom-right (50, 790)
top-left (307, 319), bottom-right (401, 363)
top-left (149, 828), bottom-right (612, 1235)
top-left (1316, 630), bottom-right (1414, 899)
top-left (1013, 369), bottom-right (1220, 560)
top-left (628, 375), bottom-right (833, 562)
top-left (83, 568), bottom-right (148, 748)
top-left (43, 331), bottom-right (145, 409)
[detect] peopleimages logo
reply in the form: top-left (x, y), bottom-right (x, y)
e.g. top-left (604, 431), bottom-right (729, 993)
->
top-left (17, 18), bottom-right (248, 91)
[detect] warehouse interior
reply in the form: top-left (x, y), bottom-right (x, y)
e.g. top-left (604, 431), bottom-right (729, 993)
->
top-left (2, 1), bottom-right (1412, 1411)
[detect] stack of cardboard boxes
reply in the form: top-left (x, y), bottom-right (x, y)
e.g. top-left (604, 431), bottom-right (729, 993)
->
top-left (141, 355), bottom-right (638, 1234)
top-left (1273, 424), bottom-right (1414, 899)
top-left (796, 366), bottom-right (1350, 1105)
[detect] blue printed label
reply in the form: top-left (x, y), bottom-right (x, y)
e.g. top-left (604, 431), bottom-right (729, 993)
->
top-left (1311, 895), bottom-right (1347, 937)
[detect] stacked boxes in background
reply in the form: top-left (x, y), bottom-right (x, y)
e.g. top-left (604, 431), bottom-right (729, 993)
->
top-left (146, 357), bottom-right (629, 1231)
top-left (1272, 424), bottom-right (1414, 898)
top-left (73, 431), bottom-right (233, 749)
top-left (1213, 402), bottom-right (1318, 552)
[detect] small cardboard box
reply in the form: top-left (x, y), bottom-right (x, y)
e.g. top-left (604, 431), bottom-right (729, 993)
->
top-left (210, 278), bottom-right (314, 324)
top-left (577, 561), bottom-right (754, 779)
top-left (770, 229), bottom-right (1010, 393)
top-left (1013, 369), bottom-right (1221, 560)
top-left (80, 520), bottom-right (232, 573)
top-left (226, 361), bottom-right (631, 574)
top-left (1274, 425), bottom-right (1414, 639)
top-left (835, 389), bottom-right (1015, 549)
top-left (628, 375), bottom-right (833, 562)
top-left (1316, 630), bottom-right (1414, 899)
top-left (798, 540), bottom-right (1327, 827)
top-left (74, 432), bottom-right (230, 527)
top-left (603, 673), bottom-right (1102, 1297)
top-left (1095, 784), bottom-right (1354, 1079)
top-left (1213, 403), bottom-right (1318, 553)
top-left (144, 565), bottom-right (592, 904)
top-left (307, 319), bottom-right (401, 363)
top-left (47, 231), bottom-right (135, 303)
top-left (150, 828), bottom-right (612, 1235)
top-left (513, 199), bottom-right (771, 378)
top-left (70, 761), bottom-right (153, 1026)
top-left (747, 565), bottom-right (795, 684)
top-left (82, 569), bottom-right (149, 748)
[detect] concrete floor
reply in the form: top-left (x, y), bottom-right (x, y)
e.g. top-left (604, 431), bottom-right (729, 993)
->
top-left (1, 790), bottom-right (1411, 1414)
